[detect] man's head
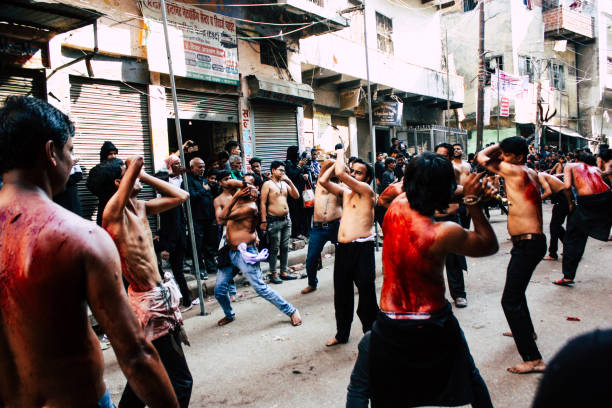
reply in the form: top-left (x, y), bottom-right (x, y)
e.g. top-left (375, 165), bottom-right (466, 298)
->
top-left (165, 154), bottom-right (182, 175)
top-left (348, 156), bottom-right (358, 166)
top-left (190, 157), bottom-right (205, 177)
top-left (218, 151), bottom-right (229, 164)
top-left (499, 136), bottom-right (529, 164)
top-left (577, 151), bottom-right (596, 166)
top-left (100, 141), bottom-right (118, 162)
top-left (384, 157), bottom-right (396, 170)
top-left (599, 149), bottom-right (611, 163)
top-left (434, 143), bottom-right (454, 161)
top-left (396, 154), bottom-right (405, 166)
top-left (205, 170), bottom-right (217, 185)
top-left (391, 137), bottom-right (399, 147)
top-left (0, 96), bottom-right (75, 194)
top-left (249, 157), bottom-right (262, 174)
top-left (229, 155), bottom-right (242, 171)
top-left (376, 152), bottom-right (383, 162)
top-left (350, 158), bottom-right (373, 183)
top-left (243, 172), bottom-right (256, 187)
top-left (404, 152), bottom-right (456, 217)
top-left (452, 143), bottom-right (464, 159)
top-left (311, 149), bottom-right (318, 161)
top-left (87, 158), bottom-right (127, 201)
top-left (225, 140), bottom-right (241, 156)
top-left (216, 169), bottom-right (232, 189)
top-left (270, 160), bottom-right (285, 180)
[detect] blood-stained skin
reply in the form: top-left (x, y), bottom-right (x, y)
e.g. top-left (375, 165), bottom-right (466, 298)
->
top-left (522, 171), bottom-right (543, 224)
top-left (377, 183), bottom-right (403, 208)
top-left (573, 163), bottom-right (610, 195)
top-left (380, 196), bottom-right (446, 314)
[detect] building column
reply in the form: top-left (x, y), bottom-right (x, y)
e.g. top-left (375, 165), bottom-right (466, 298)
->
top-left (349, 116), bottom-right (358, 157)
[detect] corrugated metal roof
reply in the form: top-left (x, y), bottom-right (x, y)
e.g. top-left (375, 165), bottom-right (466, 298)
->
top-left (1, 0), bottom-right (101, 33)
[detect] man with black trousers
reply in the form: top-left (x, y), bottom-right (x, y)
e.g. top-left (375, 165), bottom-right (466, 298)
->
top-left (186, 157), bottom-right (217, 280)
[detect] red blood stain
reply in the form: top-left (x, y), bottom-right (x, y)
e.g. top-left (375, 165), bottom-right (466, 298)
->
top-left (380, 197), bottom-right (446, 314)
top-left (574, 164), bottom-right (609, 194)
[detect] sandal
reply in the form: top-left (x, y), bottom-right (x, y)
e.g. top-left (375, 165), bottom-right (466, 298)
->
top-left (553, 279), bottom-right (574, 287)
top-left (217, 316), bottom-right (235, 326)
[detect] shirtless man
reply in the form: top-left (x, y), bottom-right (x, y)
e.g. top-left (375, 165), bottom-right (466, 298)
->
top-left (0, 96), bottom-right (178, 408)
top-left (97, 156), bottom-right (193, 407)
top-left (597, 148), bottom-right (612, 186)
top-left (477, 136), bottom-right (547, 374)
top-left (554, 152), bottom-right (612, 286)
top-left (453, 143), bottom-right (473, 229)
top-left (435, 143), bottom-right (469, 308)
top-left (260, 161), bottom-right (300, 283)
top-left (214, 181), bottom-right (301, 327)
top-left (318, 147), bottom-right (378, 346)
top-left (538, 172), bottom-right (573, 261)
top-left (301, 160), bottom-right (343, 294)
top-left (346, 153), bottom-right (497, 408)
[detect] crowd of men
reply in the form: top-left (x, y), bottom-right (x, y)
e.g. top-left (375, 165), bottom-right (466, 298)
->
top-left (1, 96), bottom-right (611, 407)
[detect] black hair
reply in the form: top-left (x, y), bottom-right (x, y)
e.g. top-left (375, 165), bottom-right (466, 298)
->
top-left (0, 96), bottom-right (74, 174)
top-left (499, 136), bottom-right (529, 163)
top-left (334, 143), bottom-right (344, 150)
top-left (86, 158), bottom-right (124, 202)
top-left (468, 153), bottom-right (475, 161)
top-left (396, 153), bottom-right (405, 159)
top-left (348, 156), bottom-right (357, 164)
top-left (218, 151), bottom-right (229, 161)
top-left (403, 152), bottom-right (456, 217)
top-left (243, 172), bottom-right (256, 182)
top-left (578, 151), bottom-right (596, 166)
top-left (452, 143), bottom-right (463, 149)
top-left (384, 157), bottom-right (396, 167)
top-left (249, 157), bottom-right (262, 165)
top-left (154, 169), bottom-right (169, 182)
top-left (434, 142), bottom-right (453, 154)
top-left (225, 140), bottom-right (239, 152)
top-left (352, 158), bottom-right (374, 183)
top-left (286, 145), bottom-right (299, 164)
top-left (100, 141), bottom-right (118, 162)
top-left (391, 137), bottom-right (398, 143)
top-left (270, 160), bottom-right (285, 171)
top-left (215, 169), bottom-right (230, 180)
top-left (599, 149), bottom-right (612, 162)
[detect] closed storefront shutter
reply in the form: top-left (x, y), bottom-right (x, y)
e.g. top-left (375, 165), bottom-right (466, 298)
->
top-left (165, 89), bottom-right (238, 123)
top-left (0, 69), bottom-right (45, 105)
top-left (69, 76), bottom-right (155, 228)
top-left (252, 102), bottom-right (297, 170)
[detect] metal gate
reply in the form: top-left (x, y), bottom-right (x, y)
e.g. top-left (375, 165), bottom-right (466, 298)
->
top-left (252, 102), bottom-right (298, 170)
top-left (0, 68), bottom-right (45, 105)
top-left (69, 76), bottom-right (155, 227)
top-left (165, 89), bottom-right (238, 123)
top-left (399, 126), bottom-right (468, 155)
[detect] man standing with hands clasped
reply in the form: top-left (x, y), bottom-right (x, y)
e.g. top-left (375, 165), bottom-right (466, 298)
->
top-left (318, 146), bottom-right (379, 347)
top-left (260, 160), bottom-right (300, 284)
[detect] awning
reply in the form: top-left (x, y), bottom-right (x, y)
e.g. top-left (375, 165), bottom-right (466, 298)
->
top-left (247, 75), bottom-right (314, 106)
top-left (544, 125), bottom-right (598, 142)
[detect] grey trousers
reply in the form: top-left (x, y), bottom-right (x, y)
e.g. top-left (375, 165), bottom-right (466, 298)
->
top-left (267, 215), bottom-right (292, 275)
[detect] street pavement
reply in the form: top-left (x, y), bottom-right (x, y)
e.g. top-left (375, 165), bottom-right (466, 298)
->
top-left (102, 203), bottom-right (612, 407)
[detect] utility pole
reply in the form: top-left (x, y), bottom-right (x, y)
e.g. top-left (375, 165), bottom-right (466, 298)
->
top-left (558, 90), bottom-right (562, 151)
top-left (476, 1), bottom-right (485, 152)
top-left (445, 27), bottom-right (451, 130)
top-left (496, 67), bottom-right (500, 142)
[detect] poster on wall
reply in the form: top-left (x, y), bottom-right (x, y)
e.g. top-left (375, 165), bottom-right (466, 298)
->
top-left (373, 102), bottom-right (403, 126)
top-left (140, 0), bottom-right (239, 85)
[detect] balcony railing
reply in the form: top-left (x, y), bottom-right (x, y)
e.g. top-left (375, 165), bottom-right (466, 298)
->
top-left (543, 6), bottom-right (594, 42)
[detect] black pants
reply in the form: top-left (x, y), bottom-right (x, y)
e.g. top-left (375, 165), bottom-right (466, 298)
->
top-left (194, 221), bottom-right (218, 274)
top-left (169, 238), bottom-right (191, 306)
top-left (548, 196), bottom-right (569, 258)
top-left (562, 211), bottom-right (590, 281)
top-left (501, 236), bottom-right (546, 362)
top-left (119, 329), bottom-right (193, 408)
top-left (446, 253), bottom-right (467, 300)
top-left (333, 241), bottom-right (379, 343)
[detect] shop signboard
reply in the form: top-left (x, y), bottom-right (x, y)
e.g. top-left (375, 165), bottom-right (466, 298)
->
top-left (373, 102), bottom-right (403, 126)
top-left (141, 0), bottom-right (239, 85)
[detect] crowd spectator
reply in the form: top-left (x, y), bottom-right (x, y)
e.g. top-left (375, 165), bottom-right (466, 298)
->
top-left (378, 157), bottom-right (396, 194)
top-left (285, 145), bottom-right (310, 239)
top-left (249, 157), bottom-right (268, 189)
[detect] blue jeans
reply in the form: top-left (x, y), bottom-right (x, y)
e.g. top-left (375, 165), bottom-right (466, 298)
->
top-left (98, 390), bottom-right (116, 408)
top-left (214, 247), bottom-right (296, 319)
top-left (305, 220), bottom-right (339, 288)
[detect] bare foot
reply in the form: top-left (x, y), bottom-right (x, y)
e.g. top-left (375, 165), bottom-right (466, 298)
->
top-left (217, 316), bottom-right (235, 326)
top-left (290, 310), bottom-right (302, 326)
top-left (507, 359), bottom-right (546, 374)
top-left (326, 337), bottom-right (346, 347)
top-left (230, 295), bottom-right (236, 302)
top-left (301, 286), bottom-right (316, 294)
top-left (543, 255), bottom-right (557, 261)
top-left (502, 331), bottom-right (537, 340)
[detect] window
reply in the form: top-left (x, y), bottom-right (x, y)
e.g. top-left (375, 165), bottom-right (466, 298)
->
top-left (542, 0), bottom-right (560, 12)
top-left (259, 39), bottom-right (287, 69)
top-left (549, 63), bottom-right (565, 90)
top-left (484, 55), bottom-right (504, 86)
top-left (519, 56), bottom-right (535, 82)
top-left (376, 12), bottom-right (393, 54)
top-left (463, 0), bottom-right (477, 12)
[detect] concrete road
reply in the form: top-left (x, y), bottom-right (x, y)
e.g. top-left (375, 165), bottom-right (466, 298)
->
top-left (102, 203), bottom-right (612, 407)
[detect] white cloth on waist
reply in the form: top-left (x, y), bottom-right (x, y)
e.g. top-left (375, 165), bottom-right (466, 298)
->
top-left (128, 275), bottom-right (183, 341)
top-left (237, 242), bottom-right (269, 264)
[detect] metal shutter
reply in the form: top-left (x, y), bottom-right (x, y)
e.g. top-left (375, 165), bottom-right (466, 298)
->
top-left (252, 102), bottom-right (298, 170)
top-left (0, 69), bottom-right (45, 105)
top-left (165, 89), bottom-right (238, 123)
top-left (69, 77), bottom-right (156, 229)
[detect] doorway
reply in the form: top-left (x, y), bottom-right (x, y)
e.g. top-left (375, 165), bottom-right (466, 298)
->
top-left (375, 127), bottom-right (391, 154)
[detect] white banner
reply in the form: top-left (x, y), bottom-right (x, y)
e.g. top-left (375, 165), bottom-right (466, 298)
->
top-left (141, 0), bottom-right (238, 85)
top-left (491, 69), bottom-right (529, 99)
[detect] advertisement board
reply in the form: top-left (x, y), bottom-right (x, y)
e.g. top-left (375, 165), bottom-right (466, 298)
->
top-left (373, 102), bottom-right (403, 126)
